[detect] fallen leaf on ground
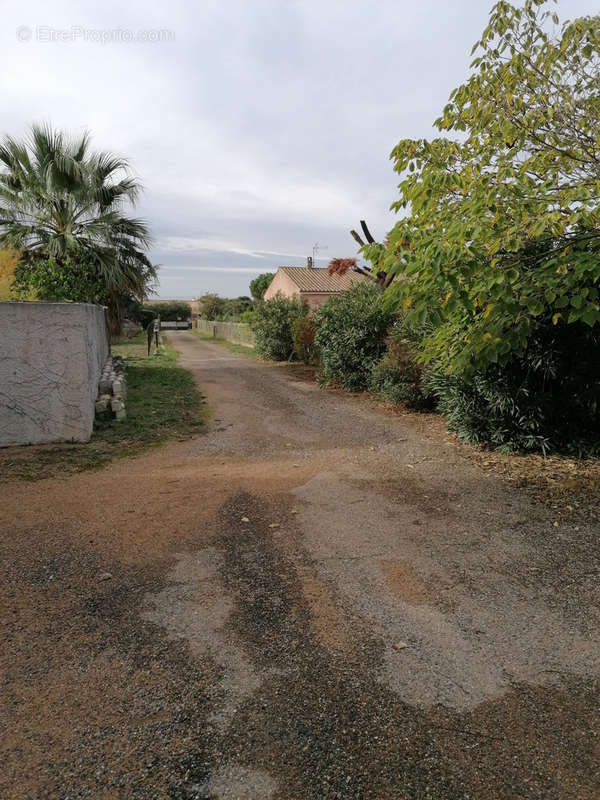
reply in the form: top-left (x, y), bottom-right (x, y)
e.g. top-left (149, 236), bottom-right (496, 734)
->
top-left (393, 641), bottom-right (408, 651)
top-left (241, 516), bottom-right (250, 523)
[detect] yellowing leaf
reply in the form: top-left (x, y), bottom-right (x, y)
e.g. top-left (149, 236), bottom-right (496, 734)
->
top-left (552, 312), bottom-right (561, 325)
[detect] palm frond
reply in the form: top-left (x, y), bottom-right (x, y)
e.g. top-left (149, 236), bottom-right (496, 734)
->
top-left (0, 123), bottom-right (156, 320)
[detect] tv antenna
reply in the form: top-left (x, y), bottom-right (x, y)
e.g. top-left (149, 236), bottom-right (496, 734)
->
top-left (312, 242), bottom-right (328, 264)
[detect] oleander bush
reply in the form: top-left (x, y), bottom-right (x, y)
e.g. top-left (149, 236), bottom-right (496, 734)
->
top-left (427, 317), bottom-right (600, 455)
top-left (254, 294), bottom-right (307, 360)
top-left (315, 282), bottom-right (396, 391)
top-left (292, 313), bottom-right (318, 365)
top-left (370, 321), bottom-right (435, 410)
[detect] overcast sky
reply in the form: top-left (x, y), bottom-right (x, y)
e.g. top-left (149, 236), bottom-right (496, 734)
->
top-left (1, 0), bottom-right (596, 299)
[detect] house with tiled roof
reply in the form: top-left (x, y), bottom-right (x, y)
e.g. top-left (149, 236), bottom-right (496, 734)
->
top-left (263, 263), bottom-right (366, 309)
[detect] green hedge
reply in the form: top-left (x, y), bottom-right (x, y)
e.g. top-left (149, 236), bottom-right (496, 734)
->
top-left (370, 322), bottom-right (434, 411)
top-left (292, 314), bottom-right (318, 365)
top-left (315, 282), bottom-right (396, 391)
top-left (254, 294), bottom-right (307, 360)
top-left (427, 317), bottom-right (600, 456)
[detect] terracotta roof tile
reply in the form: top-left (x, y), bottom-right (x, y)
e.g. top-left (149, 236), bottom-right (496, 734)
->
top-left (278, 267), bottom-right (366, 293)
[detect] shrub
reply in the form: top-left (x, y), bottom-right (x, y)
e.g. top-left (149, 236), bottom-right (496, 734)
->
top-left (254, 294), bottom-right (307, 360)
top-left (239, 309), bottom-right (257, 327)
top-left (0, 247), bottom-right (20, 299)
top-left (427, 317), bottom-right (600, 456)
top-left (221, 296), bottom-right (253, 320)
top-left (370, 321), bottom-right (434, 410)
top-left (137, 307), bottom-right (155, 329)
top-left (315, 282), bottom-right (396, 391)
top-left (250, 272), bottom-right (275, 301)
top-left (196, 293), bottom-right (227, 320)
top-left (292, 313), bottom-right (318, 365)
top-left (142, 301), bottom-right (191, 321)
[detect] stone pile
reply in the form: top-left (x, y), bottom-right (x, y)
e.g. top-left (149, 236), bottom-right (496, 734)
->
top-left (95, 354), bottom-right (127, 420)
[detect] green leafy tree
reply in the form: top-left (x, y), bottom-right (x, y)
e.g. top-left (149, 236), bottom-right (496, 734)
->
top-left (195, 294), bottom-right (254, 321)
top-left (197, 292), bottom-right (227, 320)
top-left (372, 0), bottom-right (600, 374)
top-left (0, 124), bottom-right (156, 331)
top-left (142, 301), bottom-right (191, 321)
top-left (223, 296), bottom-right (253, 319)
top-left (250, 272), bottom-right (274, 301)
top-left (239, 309), bottom-right (257, 326)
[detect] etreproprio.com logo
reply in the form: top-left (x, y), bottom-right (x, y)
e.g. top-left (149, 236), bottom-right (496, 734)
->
top-left (16, 25), bottom-right (175, 44)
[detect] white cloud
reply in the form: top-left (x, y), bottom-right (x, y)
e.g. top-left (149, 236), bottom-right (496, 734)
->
top-left (159, 235), bottom-right (318, 263)
top-left (160, 236), bottom-right (265, 259)
top-left (164, 265), bottom-right (266, 274)
top-left (1, 0), bottom-right (598, 296)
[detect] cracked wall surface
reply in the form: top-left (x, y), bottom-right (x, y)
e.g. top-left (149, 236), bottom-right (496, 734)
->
top-left (0, 302), bottom-right (109, 446)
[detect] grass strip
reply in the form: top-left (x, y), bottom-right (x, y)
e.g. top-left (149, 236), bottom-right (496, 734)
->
top-left (1, 333), bottom-right (206, 483)
top-left (190, 329), bottom-right (261, 359)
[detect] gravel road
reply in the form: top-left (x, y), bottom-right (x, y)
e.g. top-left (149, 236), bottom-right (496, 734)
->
top-left (1, 331), bottom-right (599, 799)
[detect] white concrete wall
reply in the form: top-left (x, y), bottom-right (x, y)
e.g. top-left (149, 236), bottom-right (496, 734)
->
top-left (0, 302), bottom-right (109, 446)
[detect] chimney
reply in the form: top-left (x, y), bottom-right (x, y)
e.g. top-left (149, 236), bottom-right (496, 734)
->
top-left (307, 256), bottom-right (313, 269)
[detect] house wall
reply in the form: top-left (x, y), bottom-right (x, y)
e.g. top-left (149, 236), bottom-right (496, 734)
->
top-left (300, 293), bottom-right (331, 309)
top-left (264, 270), bottom-right (366, 309)
top-left (0, 302), bottom-right (109, 446)
top-left (263, 271), bottom-right (302, 302)
top-left (263, 276), bottom-right (332, 309)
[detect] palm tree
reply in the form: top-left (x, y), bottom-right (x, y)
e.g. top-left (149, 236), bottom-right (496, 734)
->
top-left (0, 123), bottom-right (157, 330)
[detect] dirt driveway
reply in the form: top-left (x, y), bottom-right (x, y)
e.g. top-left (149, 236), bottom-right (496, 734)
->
top-left (2, 331), bottom-right (599, 799)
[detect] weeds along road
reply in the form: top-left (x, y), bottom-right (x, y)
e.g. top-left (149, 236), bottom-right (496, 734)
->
top-left (2, 330), bottom-right (599, 799)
